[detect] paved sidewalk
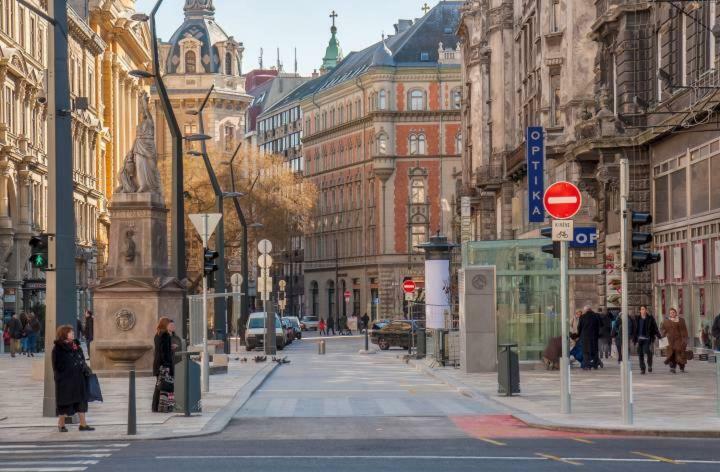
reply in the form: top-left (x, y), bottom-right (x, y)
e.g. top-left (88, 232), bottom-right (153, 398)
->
top-left (0, 350), bottom-right (279, 442)
top-left (412, 355), bottom-right (720, 437)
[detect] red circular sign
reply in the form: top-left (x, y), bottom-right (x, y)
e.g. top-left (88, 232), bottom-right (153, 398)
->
top-left (344, 290), bottom-right (351, 300)
top-left (402, 280), bottom-right (417, 293)
top-left (543, 181), bottom-right (582, 220)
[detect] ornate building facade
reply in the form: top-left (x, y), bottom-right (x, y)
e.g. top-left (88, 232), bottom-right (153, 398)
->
top-left (302, 2), bottom-right (463, 321)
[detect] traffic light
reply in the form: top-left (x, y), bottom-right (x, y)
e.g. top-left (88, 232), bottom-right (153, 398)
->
top-left (203, 248), bottom-right (219, 289)
top-left (540, 227), bottom-right (560, 258)
top-left (629, 211), bottom-right (661, 271)
top-left (28, 234), bottom-right (49, 270)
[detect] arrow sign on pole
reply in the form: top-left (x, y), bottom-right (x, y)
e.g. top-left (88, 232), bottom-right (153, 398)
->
top-left (189, 213), bottom-right (222, 246)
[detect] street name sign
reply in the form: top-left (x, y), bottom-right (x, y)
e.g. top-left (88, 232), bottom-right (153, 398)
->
top-left (543, 181), bottom-right (582, 220)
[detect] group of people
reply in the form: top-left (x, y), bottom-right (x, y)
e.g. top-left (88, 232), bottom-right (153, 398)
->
top-left (318, 313), bottom-right (370, 336)
top-left (3, 311), bottom-right (42, 357)
top-left (558, 305), bottom-right (690, 375)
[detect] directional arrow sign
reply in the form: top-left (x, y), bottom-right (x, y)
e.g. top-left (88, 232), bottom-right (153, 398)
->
top-left (189, 213), bottom-right (222, 246)
top-left (543, 181), bottom-right (582, 220)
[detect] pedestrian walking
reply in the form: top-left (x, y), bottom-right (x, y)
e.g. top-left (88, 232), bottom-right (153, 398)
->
top-left (7, 313), bottom-right (23, 358)
top-left (340, 314), bottom-right (351, 335)
top-left (361, 313), bottom-right (370, 332)
top-left (83, 310), bottom-right (94, 359)
top-left (318, 318), bottom-right (327, 336)
top-left (24, 313), bottom-right (40, 357)
top-left (660, 308), bottom-right (689, 374)
top-left (711, 313), bottom-right (720, 350)
top-left (577, 305), bottom-right (602, 370)
top-left (51, 325), bottom-right (94, 432)
top-left (152, 317), bottom-right (175, 412)
top-left (19, 312), bottom-right (28, 355)
top-left (598, 309), bottom-right (612, 359)
top-left (631, 305), bottom-right (660, 375)
top-left (327, 314), bottom-right (336, 335)
top-left (611, 312), bottom-right (633, 363)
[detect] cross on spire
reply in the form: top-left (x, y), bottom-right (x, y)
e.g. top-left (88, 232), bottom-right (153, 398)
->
top-left (422, 3), bottom-right (431, 14)
top-left (330, 10), bottom-right (338, 27)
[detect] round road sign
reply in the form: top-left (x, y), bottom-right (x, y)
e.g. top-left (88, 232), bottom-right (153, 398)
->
top-left (344, 290), bottom-right (351, 302)
top-left (258, 239), bottom-right (273, 254)
top-left (257, 254), bottom-right (273, 269)
top-left (402, 280), bottom-right (416, 293)
top-left (543, 181), bottom-right (582, 220)
top-left (230, 273), bottom-right (243, 287)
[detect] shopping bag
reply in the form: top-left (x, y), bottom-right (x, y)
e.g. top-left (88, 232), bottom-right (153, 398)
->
top-left (86, 373), bottom-right (103, 403)
top-left (658, 337), bottom-right (669, 349)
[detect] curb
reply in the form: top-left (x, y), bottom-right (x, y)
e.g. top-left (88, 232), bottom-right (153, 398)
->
top-left (407, 357), bottom-right (720, 438)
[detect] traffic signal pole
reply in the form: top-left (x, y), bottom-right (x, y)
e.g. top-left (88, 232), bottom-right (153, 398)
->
top-left (620, 156), bottom-right (633, 425)
top-left (43, 0), bottom-right (77, 418)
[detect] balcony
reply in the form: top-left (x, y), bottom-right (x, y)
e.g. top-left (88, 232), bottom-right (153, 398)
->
top-left (474, 163), bottom-right (504, 189)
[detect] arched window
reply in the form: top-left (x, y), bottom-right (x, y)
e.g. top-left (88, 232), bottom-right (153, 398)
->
top-left (451, 88), bottom-right (462, 109)
top-left (409, 133), bottom-right (426, 155)
top-left (311, 281), bottom-right (319, 316)
top-left (409, 89), bottom-right (425, 110)
top-left (185, 50), bottom-right (197, 74)
top-left (225, 52), bottom-right (233, 75)
top-left (376, 132), bottom-right (388, 155)
top-left (455, 132), bottom-right (462, 154)
top-left (348, 102), bottom-right (353, 120)
top-left (224, 124), bottom-right (235, 152)
top-left (378, 90), bottom-right (387, 110)
top-left (411, 178), bottom-right (426, 204)
top-left (327, 280), bottom-right (336, 318)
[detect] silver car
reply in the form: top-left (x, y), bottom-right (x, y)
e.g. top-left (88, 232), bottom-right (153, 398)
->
top-left (300, 315), bottom-right (319, 331)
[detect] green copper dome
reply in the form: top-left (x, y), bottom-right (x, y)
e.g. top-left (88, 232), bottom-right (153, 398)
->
top-left (321, 19), bottom-right (342, 71)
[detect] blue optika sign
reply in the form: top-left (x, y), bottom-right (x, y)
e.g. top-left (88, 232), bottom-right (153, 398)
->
top-left (571, 227), bottom-right (598, 248)
top-left (527, 127), bottom-right (544, 223)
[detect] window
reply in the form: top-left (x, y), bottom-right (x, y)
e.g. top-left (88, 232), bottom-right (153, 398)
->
top-left (184, 123), bottom-right (198, 150)
top-left (452, 88), bottom-right (461, 109)
top-left (551, 0), bottom-right (560, 33)
top-left (550, 69), bottom-right (561, 126)
top-left (411, 179), bottom-right (425, 204)
top-left (671, 168), bottom-right (687, 219)
top-left (378, 90), bottom-right (387, 110)
top-left (455, 133), bottom-right (462, 154)
top-left (376, 132), bottom-right (388, 155)
top-left (410, 90), bottom-right (425, 111)
top-left (409, 133), bottom-right (426, 155)
top-left (185, 50), bottom-right (197, 74)
top-left (224, 125), bottom-right (235, 152)
top-left (225, 52), bottom-right (233, 75)
top-left (411, 217), bottom-right (427, 251)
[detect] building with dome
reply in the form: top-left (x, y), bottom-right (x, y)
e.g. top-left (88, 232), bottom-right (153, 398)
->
top-left (152, 0), bottom-right (252, 281)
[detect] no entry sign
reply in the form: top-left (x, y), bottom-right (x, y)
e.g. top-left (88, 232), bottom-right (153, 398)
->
top-left (402, 280), bottom-right (416, 293)
top-left (543, 181), bottom-right (582, 220)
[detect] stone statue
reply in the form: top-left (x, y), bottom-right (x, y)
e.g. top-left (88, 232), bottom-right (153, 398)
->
top-left (116, 92), bottom-right (162, 196)
top-left (123, 229), bottom-right (136, 262)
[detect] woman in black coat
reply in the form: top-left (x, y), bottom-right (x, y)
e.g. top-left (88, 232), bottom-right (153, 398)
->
top-left (152, 317), bottom-right (175, 412)
top-left (51, 325), bottom-right (94, 432)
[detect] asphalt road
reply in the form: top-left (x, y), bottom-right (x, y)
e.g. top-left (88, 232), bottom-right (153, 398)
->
top-left (4, 336), bottom-right (720, 471)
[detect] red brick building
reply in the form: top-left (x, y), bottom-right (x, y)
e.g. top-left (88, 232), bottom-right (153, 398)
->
top-left (299, 2), bottom-right (463, 320)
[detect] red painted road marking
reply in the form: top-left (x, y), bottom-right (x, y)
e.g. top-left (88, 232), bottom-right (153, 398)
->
top-left (450, 415), bottom-right (601, 440)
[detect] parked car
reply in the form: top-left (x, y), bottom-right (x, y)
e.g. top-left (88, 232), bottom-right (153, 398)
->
top-left (245, 312), bottom-right (286, 351)
top-left (300, 315), bottom-right (319, 331)
top-left (280, 318), bottom-right (294, 344)
top-left (283, 316), bottom-right (302, 340)
top-left (370, 320), bottom-right (417, 350)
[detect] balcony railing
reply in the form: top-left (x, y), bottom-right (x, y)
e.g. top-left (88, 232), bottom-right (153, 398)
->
top-left (475, 163), bottom-right (504, 188)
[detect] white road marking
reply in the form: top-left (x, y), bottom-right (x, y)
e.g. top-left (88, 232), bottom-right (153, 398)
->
top-left (0, 468), bottom-right (88, 472)
top-left (0, 450), bottom-right (115, 455)
top-left (547, 196), bottom-right (578, 204)
top-left (0, 462), bottom-right (98, 466)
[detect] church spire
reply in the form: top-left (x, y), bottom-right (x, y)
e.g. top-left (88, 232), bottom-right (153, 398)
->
top-left (321, 10), bottom-right (342, 73)
top-left (184, 0), bottom-right (215, 18)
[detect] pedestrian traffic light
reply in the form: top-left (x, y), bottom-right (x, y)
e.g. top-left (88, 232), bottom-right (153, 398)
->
top-left (203, 248), bottom-right (219, 288)
top-left (540, 227), bottom-right (560, 258)
top-left (28, 234), bottom-right (49, 270)
top-left (629, 211), bottom-right (661, 271)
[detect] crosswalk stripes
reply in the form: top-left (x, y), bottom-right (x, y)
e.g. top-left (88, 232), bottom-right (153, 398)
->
top-left (0, 443), bottom-right (129, 471)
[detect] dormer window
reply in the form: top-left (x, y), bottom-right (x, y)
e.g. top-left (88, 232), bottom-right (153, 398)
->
top-left (420, 52), bottom-right (430, 61)
top-left (225, 52), bottom-right (233, 75)
top-left (185, 50), bottom-right (197, 73)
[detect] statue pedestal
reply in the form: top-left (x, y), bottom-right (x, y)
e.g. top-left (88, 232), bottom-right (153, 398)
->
top-left (92, 192), bottom-right (184, 377)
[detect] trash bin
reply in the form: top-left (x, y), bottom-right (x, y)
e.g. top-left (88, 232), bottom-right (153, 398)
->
top-left (498, 343), bottom-right (520, 396)
top-left (416, 328), bottom-right (426, 358)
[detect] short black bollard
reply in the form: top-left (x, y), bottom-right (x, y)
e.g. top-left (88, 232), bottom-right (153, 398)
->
top-left (364, 328), bottom-right (369, 351)
top-left (127, 369), bottom-right (137, 435)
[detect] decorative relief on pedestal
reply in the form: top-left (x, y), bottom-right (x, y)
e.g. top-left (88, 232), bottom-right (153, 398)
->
top-left (123, 228), bottom-right (137, 262)
top-left (114, 309), bottom-right (136, 331)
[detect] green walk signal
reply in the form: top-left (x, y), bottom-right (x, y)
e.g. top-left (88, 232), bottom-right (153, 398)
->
top-left (28, 234), bottom-right (49, 271)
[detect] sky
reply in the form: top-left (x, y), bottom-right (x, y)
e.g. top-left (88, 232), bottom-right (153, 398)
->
top-left (135, 0), bottom-right (440, 76)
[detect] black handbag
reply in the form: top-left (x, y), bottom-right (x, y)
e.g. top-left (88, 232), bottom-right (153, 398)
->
top-left (86, 373), bottom-right (103, 402)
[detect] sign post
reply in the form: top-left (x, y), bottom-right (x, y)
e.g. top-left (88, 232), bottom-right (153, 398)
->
top-left (620, 157), bottom-right (633, 425)
top-left (258, 240), bottom-right (276, 355)
top-left (189, 213), bottom-right (222, 393)
top-left (230, 273), bottom-right (243, 352)
top-left (543, 182), bottom-right (582, 416)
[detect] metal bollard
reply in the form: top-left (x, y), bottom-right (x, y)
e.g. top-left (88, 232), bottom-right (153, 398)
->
top-left (364, 328), bottom-right (369, 351)
top-left (318, 340), bottom-right (326, 355)
top-left (716, 355), bottom-right (720, 418)
top-left (127, 369), bottom-right (137, 436)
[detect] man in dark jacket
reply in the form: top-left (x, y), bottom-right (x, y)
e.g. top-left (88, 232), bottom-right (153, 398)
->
top-left (632, 305), bottom-right (660, 374)
top-left (327, 314), bottom-right (336, 335)
top-left (361, 313), bottom-right (370, 332)
top-left (611, 312), bottom-right (634, 363)
top-left (83, 310), bottom-right (94, 359)
top-left (712, 313), bottom-right (720, 350)
top-left (598, 310), bottom-right (612, 360)
top-left (577, 305), bottom-right (601, 370)
top-left (7, 313), bottom-right (23, 358)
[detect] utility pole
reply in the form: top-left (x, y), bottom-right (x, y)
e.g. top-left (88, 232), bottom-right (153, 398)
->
top-left (43, 0), bottom-right (77, 417)
top-left (620, 156), bottom-right (633, 424)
